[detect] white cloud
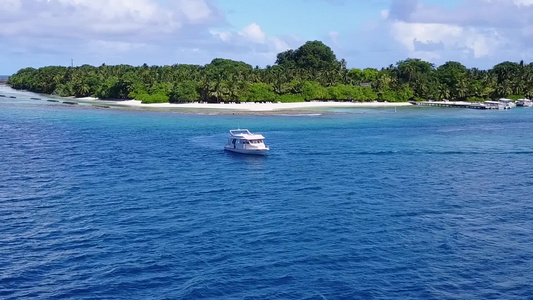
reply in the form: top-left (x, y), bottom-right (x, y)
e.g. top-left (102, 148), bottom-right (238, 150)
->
top-left (208, 22), bottom-right (292, 66)
top-left (212, 22), bottom-right (291, 53)
top-left (239, 23), bottom-right (267, 43)
top-left (175, 0), bottom-right (213, 22)
top-left (8, 0), bottom-right (533, 74)
top-left (0, 0), bottom-right (231, 72)
top-left (210, 30), bottom-right (232, 42)
top-left (0, 0), bottom-right (218, 40)
top-left (513, 0), bottom-right (533, 6)
top-left (91, 40), bottom-right (148, 53)
top-left (371, 0), bottom-right (533, 68)
top-left (4, 0), bottom-right (21, 11)
top-left (0, 0), bottom-right (296, 73)
top-left (270, 36), bottom-right (290, 52)
top-left (390, 22), bottom-right (501, 58)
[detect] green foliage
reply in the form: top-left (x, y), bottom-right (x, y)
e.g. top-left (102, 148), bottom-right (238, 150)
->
top-left (276, 41), bottom-right (338, 71)
top-left (467, 97), bottom-right (486, 102)
top-left (276, 94), bottom-right (305, 102)
top-left (275, 50), bottom-right (296, 67)
top-left (507, 94), bottom-right (524, 101)
top-left (379, 90), bottom-right (398, 102)
top-left (326, 84), bottom-right (377, 101)
top-left (302, 81), bottom-right (328, 100)
top-left (393, 58), bottom-right (436, 100)
top-left (286, 80), bottom-right (303, 94)
top-left (241, 83), bottom-right (277, 102)
top-left (395, 85), bottom-right (414, 102)
top-left (209, 58), bottom-right (253, 71)
top-left (362, 86), bottom-right (378, 101)
top-left (328, 84), bottom-right (358, 100)
top-left (348, 68), bottom-right (364, 84)
top-left (328, 84), bottom-right (350, 100)
top-left (362, 68), bottom-right (379, 83)
top-left (150, 82), bottom-right (171, 95)
top-left (379, 85), bottom-right (414, 102)
top-left (136, 93), bottom-right (169, 104)
top-left (437, 61), bottom-right (467, 85)
top-left (128, 82), bottom-right (148, 99)
top-left (53, 83), bottom-right (73, 97)
top-left (396, 58), bottom-right (435, 83)
top-left (492, 61), bottom-right (521, 83)
top-left (169, 81), bottom-right (200, 103)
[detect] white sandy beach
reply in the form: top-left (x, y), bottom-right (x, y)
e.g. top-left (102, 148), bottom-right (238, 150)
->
top-left (77, 97), bottom-right (412, 112)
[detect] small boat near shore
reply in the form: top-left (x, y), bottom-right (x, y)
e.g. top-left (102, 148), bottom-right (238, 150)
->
top-left (224, 129), bottom-right (269, 155)
top-left (498, 98), bottom-right (515, 109)
top-left (516, 99), bottom-right (533, 107)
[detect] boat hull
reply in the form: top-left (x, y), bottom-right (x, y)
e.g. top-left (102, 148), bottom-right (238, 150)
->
top-left (224, 147), bottom-right (269, 155)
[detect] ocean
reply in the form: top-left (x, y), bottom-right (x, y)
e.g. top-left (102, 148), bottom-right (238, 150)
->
top-left (1, 85), bottom-right (532, 299)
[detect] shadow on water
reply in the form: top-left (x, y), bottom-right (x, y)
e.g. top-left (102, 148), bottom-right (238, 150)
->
top-left (224, 150), bottom-right (268, 168)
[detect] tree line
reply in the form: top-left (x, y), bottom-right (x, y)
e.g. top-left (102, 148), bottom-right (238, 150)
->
top-left (7, 41), bottom-right (533, 103)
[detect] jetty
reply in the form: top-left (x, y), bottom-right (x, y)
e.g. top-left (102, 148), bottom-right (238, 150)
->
top-left (410, 100), bottom-right (509, 110)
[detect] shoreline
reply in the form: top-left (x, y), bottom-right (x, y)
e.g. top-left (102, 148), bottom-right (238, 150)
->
top-left (3, 84), bottom-right (413, 114)
top-left (76, 97), bottom-right (413, 113)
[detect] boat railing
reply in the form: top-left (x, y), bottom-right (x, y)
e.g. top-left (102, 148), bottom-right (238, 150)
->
top-left (230, 129), bottom-right (252, 136)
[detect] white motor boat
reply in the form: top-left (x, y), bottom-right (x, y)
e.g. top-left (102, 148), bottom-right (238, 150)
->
top-left (224, 129), bottom-right (269, 155)
top-left (517, 99), bottom-right (533, 107)
top-left (498, 98), bottom-right (516, 109)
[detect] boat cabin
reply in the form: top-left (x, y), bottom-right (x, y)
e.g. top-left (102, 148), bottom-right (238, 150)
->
top-left (517, 99), bottom-right (533, 107)
top-left (498, 98), bottom-right (516, 109)
top-left (484, 101), bottom-right (504, 109)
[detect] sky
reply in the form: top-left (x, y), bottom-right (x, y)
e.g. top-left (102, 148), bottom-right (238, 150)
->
top-left (2, 0), bottom-right (533, 74)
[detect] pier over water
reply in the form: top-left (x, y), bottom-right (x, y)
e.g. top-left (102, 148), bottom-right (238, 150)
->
top-left (411, 101), bottom-right (507, 110)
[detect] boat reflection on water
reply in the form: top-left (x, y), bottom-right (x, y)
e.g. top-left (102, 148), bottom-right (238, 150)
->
top-left (225, 148), bottom-right (268, 169)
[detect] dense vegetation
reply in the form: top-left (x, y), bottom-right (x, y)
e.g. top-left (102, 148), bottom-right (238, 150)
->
top-left (7, 41), bottom-right (533, 103)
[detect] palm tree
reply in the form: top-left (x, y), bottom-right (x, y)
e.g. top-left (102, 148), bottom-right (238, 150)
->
top-left (437, 84), bottom-right (451, 100)
top-left (455, 77), bottom-right (469, 100)
top-left (496, 83), bottom-right (512, 98)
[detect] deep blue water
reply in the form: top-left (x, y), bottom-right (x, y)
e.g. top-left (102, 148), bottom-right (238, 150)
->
top-left (1, 86), bottom-right (533, 299)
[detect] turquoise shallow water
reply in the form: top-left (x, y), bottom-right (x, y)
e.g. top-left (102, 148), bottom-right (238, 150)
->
top-left (1, 86), bottom-right (533, 299)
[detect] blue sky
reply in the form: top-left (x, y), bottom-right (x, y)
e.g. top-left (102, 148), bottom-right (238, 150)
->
top-left (1, 0), bottom-right (533, 74)
top-left (215, 0), bottom-right (388, 39)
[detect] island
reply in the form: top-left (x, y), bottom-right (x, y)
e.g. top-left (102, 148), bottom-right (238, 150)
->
top-left (6, 41), bottom-right (533, 107)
